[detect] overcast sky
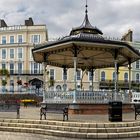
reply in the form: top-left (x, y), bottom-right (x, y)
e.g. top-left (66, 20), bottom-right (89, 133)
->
top-left (0, 0), bottom-right (140, 41)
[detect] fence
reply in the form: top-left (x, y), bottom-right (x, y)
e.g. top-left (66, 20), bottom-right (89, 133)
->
top-left (44, 90), bottom-right (130, 104)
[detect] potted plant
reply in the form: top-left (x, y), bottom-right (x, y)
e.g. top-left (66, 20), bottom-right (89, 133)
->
top-left (2, 79), bottom-right (7, 86)
top-left (1, 79), bottom-right (7, 92)
top-left (0, 69), bottom-right (10, 93)
top-left (17, 80), bottom-right (22, 85)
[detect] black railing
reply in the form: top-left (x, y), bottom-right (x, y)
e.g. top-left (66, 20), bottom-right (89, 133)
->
top-left (100, 80), bottom-right (140, 91)
top-left (9, 70), bottom-right (43, 75)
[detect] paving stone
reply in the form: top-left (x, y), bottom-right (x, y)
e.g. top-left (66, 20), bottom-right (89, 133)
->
top-left (97, 133), bottom-right (108, 139)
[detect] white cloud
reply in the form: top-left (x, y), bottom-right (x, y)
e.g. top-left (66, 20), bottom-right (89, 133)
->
top-left (0, 0), bottom-right (139, 41)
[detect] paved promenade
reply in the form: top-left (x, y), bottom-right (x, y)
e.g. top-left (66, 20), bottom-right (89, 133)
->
top-left (0, 106), bottom-right (139, 140)
top-left (0, 106), bottom-right (137, 122)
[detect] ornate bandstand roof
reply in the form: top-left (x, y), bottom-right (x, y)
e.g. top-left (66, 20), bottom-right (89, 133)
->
top-left (32, 4), bottom-right (140, 70)
top-left (70, 4), bottom-right (103, 36)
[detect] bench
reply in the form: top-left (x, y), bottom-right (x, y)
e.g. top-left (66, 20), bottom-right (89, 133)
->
top-left (0, 100), bottom-right (20, 119)
top-left (134, 104), bottom-right (140, 120)
top-left (40, 103), bottom-right (69, 121)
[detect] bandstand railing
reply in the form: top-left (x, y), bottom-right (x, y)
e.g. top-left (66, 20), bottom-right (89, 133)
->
top-left (44, 90), bottom-right (130, 104)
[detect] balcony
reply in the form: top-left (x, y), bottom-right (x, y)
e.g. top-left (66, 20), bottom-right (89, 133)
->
top-left (100, 80), bottom-right (140, 91)
top-left (9, 70), bottom-right (43, 76)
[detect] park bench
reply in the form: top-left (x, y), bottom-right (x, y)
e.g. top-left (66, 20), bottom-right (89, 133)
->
top-left (0, 100), bottom-right (20, 119)
top-left (40, 103), bottom-right (69, 121)
top-left (134, 104), bottom-right (140, 120)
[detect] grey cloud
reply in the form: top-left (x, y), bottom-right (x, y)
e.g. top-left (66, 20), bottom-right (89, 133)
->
top-left (0, 0), bottom-right (139, 41)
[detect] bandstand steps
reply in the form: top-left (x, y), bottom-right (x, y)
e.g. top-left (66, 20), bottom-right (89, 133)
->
top-left (0, 119), bottom-right (140, 139)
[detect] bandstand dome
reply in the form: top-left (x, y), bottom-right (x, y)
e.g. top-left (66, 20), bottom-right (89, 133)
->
top-left (32, 5), bottom-right (140, 70)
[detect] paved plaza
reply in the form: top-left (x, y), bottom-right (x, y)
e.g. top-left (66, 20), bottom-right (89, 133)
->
top-left (0, 106), bottom-right (137, 122)
top-left (1, 131), bottom-right (140, 140)
top-left (0, 106), bottom-right (139, 140)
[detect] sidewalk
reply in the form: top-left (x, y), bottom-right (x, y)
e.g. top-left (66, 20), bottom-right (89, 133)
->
top-left (0, 106), bottom-right (137, 122)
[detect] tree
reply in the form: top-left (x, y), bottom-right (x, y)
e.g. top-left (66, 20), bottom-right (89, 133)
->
top-left (0, 69), bottom-right (10, 77)
top-left (0, 69), bottom-right (10, 92)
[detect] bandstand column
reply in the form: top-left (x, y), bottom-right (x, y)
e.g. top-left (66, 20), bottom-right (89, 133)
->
top-left (63, 66), bottom-right (67, 91)
top-left (73, 57), bottom-right (77, 103)
top-left (117, 66), bottom-right (119, 92)
top-left (114, 60), bottom-right (118, 101)
top-left (128, 61), bottom-right (132, 101)
top-left (43, 62), bottom-right (47, 103)
top-left (91, 67), bottom-right (94, 92)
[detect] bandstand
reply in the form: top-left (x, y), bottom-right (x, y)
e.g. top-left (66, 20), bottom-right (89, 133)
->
top-left (32, 4), bottom-right (140, 114)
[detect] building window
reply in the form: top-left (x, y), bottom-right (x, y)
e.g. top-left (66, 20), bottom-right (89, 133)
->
top-left (2, 49), bottom-right (6, 59)
top-left (18, 62), bottom-right (22, 74)
top-left (101, 71), bottom-right (105, 81)
top-left (2, 36), bottom-right (6, 44)
top-left (136, 73), bottom-right (140, 82)
top-left (63, 69), bottom-right (67, 80)
top-left (18, 35), bottom-right (23, 43)
top-left (2, 63), bottom-right (6, 69)
top-left (89, 71), bottom-right (93, 81)
top-left (33, 63), bottom-right (38, 74)
top-left (113, 72), bottom-right (115, 81)
top-left (77, 70), bottom-right (81, 80)
top-left (56, 85), bottom-right (61, 91)
top-left (50, 69), bottom-right (55, 80)
top-left (89, 85), bottom-right (92, 91)
top-left (10, 36), bottom-right (14, 44)
top-left (31, 62), bottom-right (41, 74)
top-left (10, 79), bottom-right (14, 92)
top-left (10, 63), bottom-right (14, 74)
top-left (136, 61), bottom-right (140, 69)
top-left (18, 48), bottom-right (22, 59)
top-left (31, 35), bottom-right (40, 44)
top-left (62, 84), bottom-right (67, 91)
top-left (77, 85), bottom-right (81, 90)
top-left (10, 49), bottom-right (14, 59)
top-left (124, 72), bottom-right (128, 82)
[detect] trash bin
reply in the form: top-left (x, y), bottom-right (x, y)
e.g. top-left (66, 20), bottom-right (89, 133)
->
top-left (108, 101), bottom-right (122, 122)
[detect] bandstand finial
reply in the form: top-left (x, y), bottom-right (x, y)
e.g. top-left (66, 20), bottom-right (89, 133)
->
top-left (85, 0), bottom-right (88, 14)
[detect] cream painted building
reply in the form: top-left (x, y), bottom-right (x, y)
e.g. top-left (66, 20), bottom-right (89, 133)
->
top-left (98, 41), bottom-right (140, 91)
top-left (131, 42), bottom-right (140, 91)
top-left (0, 18), bottom-right (48, 93)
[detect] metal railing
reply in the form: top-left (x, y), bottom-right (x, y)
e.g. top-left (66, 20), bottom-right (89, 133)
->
top-left (44, 90), bottom-right (130, 104)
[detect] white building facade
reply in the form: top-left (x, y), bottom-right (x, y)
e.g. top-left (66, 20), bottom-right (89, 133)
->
top-left (0, 18), bottom-right (48, 93)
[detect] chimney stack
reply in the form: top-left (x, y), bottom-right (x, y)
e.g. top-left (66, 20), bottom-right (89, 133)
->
top-left (0, 19), bottom-right (7, 27)
top-left (25, 17), bottom-right (34, 26)
top-left (121, 29), bottom-right (133, 42)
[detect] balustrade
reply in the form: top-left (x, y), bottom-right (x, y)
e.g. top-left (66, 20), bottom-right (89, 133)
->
top-left (44, 90), bottom-right (130, 104)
